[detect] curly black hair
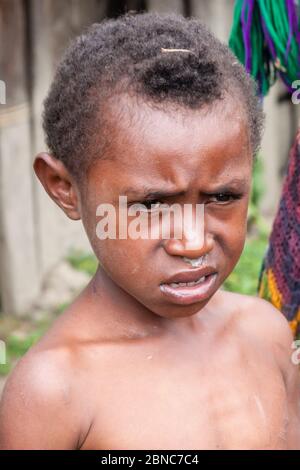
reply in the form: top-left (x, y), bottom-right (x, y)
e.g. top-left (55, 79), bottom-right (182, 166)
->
top-left (43, 11), bottom-right (265, 178)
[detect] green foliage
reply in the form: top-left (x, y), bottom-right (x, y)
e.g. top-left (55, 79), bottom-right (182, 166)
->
top-left (54, 302), bottom-right (70, 315)
top-left (67, 250), bottom-right (98, 275)
top-left (223, 231), bottom-right (269, 295)
top-left (248, 157), bottom-right (264, 226)
top-left (0, 319), bottom-right (53, 376)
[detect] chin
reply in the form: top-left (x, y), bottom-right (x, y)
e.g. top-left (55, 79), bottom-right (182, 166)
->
top-left (146, 297), bottom-right (213, 319)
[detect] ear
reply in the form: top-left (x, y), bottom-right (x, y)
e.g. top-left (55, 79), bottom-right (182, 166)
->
top-left (33, 152), bottom-right (81, 220)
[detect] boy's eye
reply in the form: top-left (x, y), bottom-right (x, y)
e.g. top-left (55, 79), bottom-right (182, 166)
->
top-left (128, 193), bottom-right (243, 211)
top-left (208, 193), bottom-right (241, 204)
top-left (130, 199), bottom-right (163, 212)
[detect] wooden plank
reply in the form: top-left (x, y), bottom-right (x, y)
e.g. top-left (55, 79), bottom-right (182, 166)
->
top-left (148, 0), bottom-right (183, 14)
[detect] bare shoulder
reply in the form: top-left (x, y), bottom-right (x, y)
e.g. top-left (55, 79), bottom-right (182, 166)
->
top-left (217, 290), bottom-right (298, 380)
top-left (0, 287), bottom-right (111, 450)
top-left (220, 289), bottom-right (294, 348)
top-left (220, 290), bottom-right (300, 448)
top-left (0, 341), bottom-right (87, 449)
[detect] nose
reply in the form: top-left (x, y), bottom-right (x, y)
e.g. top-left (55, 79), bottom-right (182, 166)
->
top-left (164, 231), bottom-right (214, 259)
top-left (163, 205), bottom-right (213, 258)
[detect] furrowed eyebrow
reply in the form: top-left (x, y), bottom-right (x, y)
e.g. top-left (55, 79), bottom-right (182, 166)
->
top-left (120, 178), bottom-right (248, 199)
top-left (204, 178), bottom-right (248, 193)
top-left (119, 186), bottom-right (185, 199)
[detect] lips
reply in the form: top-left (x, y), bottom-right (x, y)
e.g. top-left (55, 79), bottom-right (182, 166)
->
top-left (160, 267), bottom-right (218, 305)
top-left (162, 266), bottom-right (217, 285)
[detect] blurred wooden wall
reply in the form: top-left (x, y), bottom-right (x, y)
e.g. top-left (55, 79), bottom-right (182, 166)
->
top-left (0, 0), bottom-right (298, 315)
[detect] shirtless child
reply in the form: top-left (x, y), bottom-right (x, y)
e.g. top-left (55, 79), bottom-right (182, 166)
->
top-left (0, 12), bottom-right (299, 450)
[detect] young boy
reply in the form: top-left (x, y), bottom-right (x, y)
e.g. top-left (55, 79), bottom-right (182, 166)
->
top-left (0, 12), bottom-right (299, 450)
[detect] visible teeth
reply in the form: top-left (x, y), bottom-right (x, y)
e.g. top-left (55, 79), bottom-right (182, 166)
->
top-left (168, 276), bottom-right (207, 288)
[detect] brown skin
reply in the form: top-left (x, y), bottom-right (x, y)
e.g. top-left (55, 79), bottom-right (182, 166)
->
top-left (0, 94), bottom-right (299, 450)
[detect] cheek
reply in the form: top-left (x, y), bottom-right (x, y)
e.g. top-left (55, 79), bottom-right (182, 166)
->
top-left (209, 202), bottom-right (248, 258)
top-left (92, 238), bottom-right (158, 286)
top-left (221, 204), bottom-right (249, 268)
top-left (80, 197), bottom-right (101, 246)
top-left (228, 224), bottom-right (247, 257)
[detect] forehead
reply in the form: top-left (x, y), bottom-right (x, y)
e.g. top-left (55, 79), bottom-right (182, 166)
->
top-left (92, 94), bottom-right (252, 190)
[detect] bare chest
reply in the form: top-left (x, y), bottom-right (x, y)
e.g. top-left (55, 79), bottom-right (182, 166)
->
top-left (81, 342), bottom-right (289, 450)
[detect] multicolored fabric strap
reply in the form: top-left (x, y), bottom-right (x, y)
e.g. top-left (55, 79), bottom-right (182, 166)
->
top-left (229, 0), bottom-right (300, 96)
top-left (258, 129), bottom-right (300, 337)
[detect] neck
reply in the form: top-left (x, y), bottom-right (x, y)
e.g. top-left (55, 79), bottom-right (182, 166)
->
top-left (87, 265), bottom-right (204, 340)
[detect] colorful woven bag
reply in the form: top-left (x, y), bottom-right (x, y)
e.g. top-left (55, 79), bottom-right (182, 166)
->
top-left (258, 129), bottom-right (300, 337)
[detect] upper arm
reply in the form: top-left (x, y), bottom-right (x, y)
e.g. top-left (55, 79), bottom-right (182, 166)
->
top-left (0, 350), bottom-right (81, 449)
top-left (246, 297), bottom-right (300, 449)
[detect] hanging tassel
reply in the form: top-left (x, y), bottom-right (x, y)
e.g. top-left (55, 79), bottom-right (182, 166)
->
top-left (229, 0), bottom-right (300, 95)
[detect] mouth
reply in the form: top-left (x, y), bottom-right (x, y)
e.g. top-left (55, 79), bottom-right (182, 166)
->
top-left (160, 267), bottom-right (218, 305)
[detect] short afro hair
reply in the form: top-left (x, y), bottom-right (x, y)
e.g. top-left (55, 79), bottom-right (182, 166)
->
top-left (43, 11), bottom-right (264, 178)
